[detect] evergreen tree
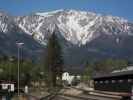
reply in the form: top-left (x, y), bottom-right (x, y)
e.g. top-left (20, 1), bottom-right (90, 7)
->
top-left (44, 31), bottom-right (63, 88)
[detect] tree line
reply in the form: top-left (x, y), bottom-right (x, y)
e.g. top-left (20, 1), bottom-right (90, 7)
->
top-left (0, 56), bottom-right (34, 86)
top-left (0, 30), bottom-right (130, 90)
top-left (82, 58), bottom-right (129, 82)
top-left (0, 31), bottom-right (64, 90)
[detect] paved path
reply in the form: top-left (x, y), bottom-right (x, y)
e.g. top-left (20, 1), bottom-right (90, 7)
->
top-left (11, 95), bottom-right (39, 100)
top-left (25, 95), bottom-right (40, 100)
top-left (52, 94), bottom-right (121, 100)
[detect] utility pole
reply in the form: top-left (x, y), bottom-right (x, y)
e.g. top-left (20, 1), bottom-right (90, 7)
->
top-left (16, 42), bottom-right (24, 96)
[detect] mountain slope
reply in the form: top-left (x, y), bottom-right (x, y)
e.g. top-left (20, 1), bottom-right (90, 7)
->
top-left (0, 10), bottom-right (133, 68)
top-left (16, 10), bottom-right (133, 46)
top-left (0, 12), bottom-right (44, 60)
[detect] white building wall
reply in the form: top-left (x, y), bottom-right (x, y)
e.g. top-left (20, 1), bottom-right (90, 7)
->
top-left (62, 72), bottom-right (79, 84)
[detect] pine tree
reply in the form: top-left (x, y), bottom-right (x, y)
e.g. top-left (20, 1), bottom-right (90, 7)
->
top-left (44, 31), bottom-right (63, 88)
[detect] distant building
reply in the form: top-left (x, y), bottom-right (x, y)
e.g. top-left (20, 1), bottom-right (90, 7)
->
top-left (62, 71), bottom-right (81, 85)
top-left (0, 81), bottom-right (16, 92)
top-left (62, 72), bottom-right (74, 85)
top-left (112, 66), bottom-right (133, 73)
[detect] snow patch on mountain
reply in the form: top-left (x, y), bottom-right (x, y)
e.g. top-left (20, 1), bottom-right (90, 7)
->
top-left (0, 12), bottom-right (9, 33)
top-left (36, 9), bottom-right (64, 17)
top-left (57, 10), bottom-right (101, 45)
top-left (0, 10), bottom-right (133, 46)
top-left (16, 10), bottom-right (133, 45)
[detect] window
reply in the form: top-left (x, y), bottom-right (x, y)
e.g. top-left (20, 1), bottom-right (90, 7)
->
top-left (112, 80), bottom-right (116, 83)
top-left (128, 79), bottom-right (132, 82)
top-left (119, 80), bottom-right (123, 83)
top-left (100, 81), bottom-right (103, 84)
top-left (105, 80), bottom-right (109, 84)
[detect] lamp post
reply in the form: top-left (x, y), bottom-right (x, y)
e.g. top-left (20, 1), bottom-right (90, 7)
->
top-left (16, 42), bottom-right (24, 96)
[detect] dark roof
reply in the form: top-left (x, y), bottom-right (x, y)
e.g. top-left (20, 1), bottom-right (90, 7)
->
top-left (0, 80), bottom-right (16, 83)
top-left (93, 70), bottom-right (133, 79)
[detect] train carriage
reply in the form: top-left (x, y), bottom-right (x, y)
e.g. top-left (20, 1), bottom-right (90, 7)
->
top-left (93, 70), bottom-right (133, 99)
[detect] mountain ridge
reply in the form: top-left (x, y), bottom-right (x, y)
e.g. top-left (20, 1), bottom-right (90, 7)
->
top-left (1, 9), bottom-right (133, 46)
top-left (0, 9), bottom-right (133, 68)
top-left (17, 9), bottom-right (132, 46)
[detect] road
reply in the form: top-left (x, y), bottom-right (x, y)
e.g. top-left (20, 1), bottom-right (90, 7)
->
top-left (10, 95), bottom-right (40, 100)
top-left (25, 95), bottom-right (40, 100)
top-left (40, 94), bottom-right (121, 100)
top-left (24, 87), bottom-right (122, 100)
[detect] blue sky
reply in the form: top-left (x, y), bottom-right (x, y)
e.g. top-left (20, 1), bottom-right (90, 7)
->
top-left (0, 0), bottom-right (133, 21)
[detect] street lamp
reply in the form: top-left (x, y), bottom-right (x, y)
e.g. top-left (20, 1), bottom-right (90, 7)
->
top-left (16, 42), bottom-right (24, 96)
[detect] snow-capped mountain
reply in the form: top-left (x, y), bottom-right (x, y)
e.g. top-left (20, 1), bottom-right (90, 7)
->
top-left (0, 9), bottom-right (133, 68)
top-left (15, 9), bottom-right (133, 46)
top-left (0, 11), bottom-right (16, 33)
top-left (0, 9), bottom-right (133, 46)
top-left (0, 11), bottom-right (43, 60)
